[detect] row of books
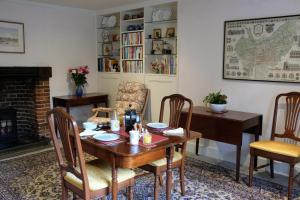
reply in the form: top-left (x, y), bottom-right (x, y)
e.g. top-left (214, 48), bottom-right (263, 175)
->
top-left (98, 57), bottom-right (119, 72)
top-left (122, 61), bottom-right (143, 73)
top-left (122, 32), bottom-right (144, 45)
top-left (150, 56), bottom-right (176, 75)
top-left (122, 47), bottom-right (143, 60)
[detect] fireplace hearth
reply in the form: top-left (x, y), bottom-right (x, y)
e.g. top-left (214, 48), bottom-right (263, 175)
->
top-left (0, 67), bottom-right (52, 150)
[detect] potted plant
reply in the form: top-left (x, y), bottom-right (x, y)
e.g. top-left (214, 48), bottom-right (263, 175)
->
top-left (203, 90), bottom-right (228, 113)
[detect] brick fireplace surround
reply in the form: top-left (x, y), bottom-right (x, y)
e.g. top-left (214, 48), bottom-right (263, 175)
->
top-left (0, 67), bottom-right (52, 149)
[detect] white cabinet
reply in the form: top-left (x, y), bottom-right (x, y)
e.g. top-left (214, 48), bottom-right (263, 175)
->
top-left (97, 2), bottom-right (178, 121)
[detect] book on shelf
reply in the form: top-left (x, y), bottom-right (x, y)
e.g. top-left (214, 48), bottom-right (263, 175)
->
top-left (98, 57), bottom-right (120, 72)
top-left (150, 55), bottom-right (176, 74)
top-left (122, 32), bottom-right (144, 45)
top-left (122, 60), bottom-right (143, 73)
top-left (122, 46), bottom-right (143, 60)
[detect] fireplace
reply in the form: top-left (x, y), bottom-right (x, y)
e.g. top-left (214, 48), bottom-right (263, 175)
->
top-left (0, 67), bottom-right (52, 150)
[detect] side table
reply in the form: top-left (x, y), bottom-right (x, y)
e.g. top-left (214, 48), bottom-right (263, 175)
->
top-left (52, 93), bottom-right (109, 113)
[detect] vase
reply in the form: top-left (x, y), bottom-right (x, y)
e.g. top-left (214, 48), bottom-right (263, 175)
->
top-left (209, 103), bottom-right (227, 113)
top-left (75, 85), bottom-right (83, 97)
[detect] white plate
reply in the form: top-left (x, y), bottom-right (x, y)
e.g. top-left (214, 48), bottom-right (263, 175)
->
top-left (147, 122), bottom-right (168, 129)
top-left (93, 133), bottom-right (120, 142)
top-left (80, 130), bottom-right (106, 137)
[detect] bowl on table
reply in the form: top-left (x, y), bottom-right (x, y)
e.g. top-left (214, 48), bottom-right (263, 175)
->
top-left (83, 122), bottom-right (98, 130)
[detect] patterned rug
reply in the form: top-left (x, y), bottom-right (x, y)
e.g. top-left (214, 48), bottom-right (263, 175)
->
top-left (0, 149), bottom-right (299, 200)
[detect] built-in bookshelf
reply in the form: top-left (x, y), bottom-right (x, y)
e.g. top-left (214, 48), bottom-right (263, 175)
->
top-left (97, 13), bottom-right (120, 72)
top-left (144, 2), bottom-right (177, 75)
top-left (120, 8), bottom-right (144, 73)
top-left (97, 2), bottom-right (177, 75)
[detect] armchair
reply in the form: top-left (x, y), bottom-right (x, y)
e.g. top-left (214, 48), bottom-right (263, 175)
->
top-left (88, 81), bottom-right (149, 124)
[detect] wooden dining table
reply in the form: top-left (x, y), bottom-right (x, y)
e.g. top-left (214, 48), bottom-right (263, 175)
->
top-left (80, 129), bottom-right (201, 200)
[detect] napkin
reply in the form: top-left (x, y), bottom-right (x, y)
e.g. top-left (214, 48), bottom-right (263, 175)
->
top-left (79, 129), bottom-right (106, 137)
top-left (163, 128), bottom-right (184, 136)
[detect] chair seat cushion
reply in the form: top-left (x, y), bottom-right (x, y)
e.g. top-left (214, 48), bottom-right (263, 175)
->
top-left (250, 140), bottom-right (300, 158)
top-left (150, 152), bottom-right (183, 167)
top-left (64, 159), bottom-right (135, 191)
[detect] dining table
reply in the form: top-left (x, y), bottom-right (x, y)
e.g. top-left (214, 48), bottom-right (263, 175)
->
top-left (79, 128), bottom-right (201, 200)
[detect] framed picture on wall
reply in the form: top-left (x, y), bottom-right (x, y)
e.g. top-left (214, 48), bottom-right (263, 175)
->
top-left (223, 14), bottom-right (300, 83)
top-left (0, 21), bottom-right (25, 53)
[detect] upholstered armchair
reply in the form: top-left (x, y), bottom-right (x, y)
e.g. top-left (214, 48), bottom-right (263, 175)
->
top-left (88, 81), bottom-right (149, 124)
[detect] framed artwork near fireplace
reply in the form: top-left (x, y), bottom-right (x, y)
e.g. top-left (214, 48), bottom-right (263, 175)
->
top-left (0, 20), bottom-right (25, 53)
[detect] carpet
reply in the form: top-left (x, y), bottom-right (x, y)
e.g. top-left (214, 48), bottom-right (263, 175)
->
top-left (0, 149), bottom-right (299, 200)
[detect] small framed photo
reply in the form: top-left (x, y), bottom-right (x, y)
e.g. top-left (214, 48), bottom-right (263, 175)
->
top-left (102, 43), bottom-right (112, 56)
top-left (153, 28), bottom-right (162, 39)
top-left (152, 40), bottom-right (163, 54)
top-left (0, 20), bottom-right (25, 53)
top-left (166, 27), bottom-right (175, 37)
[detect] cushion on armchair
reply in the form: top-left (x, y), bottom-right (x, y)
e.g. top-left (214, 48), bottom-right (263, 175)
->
top-left (115, 81), bottom-right (147, 116)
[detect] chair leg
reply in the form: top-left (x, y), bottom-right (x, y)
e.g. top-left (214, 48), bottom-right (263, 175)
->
top-left (287, 164), bottom-right (295, 200)
top-left (248, 154), bottom-right (254, 187)
top-left (127, 185), bottom-right (133, 200)
top-left (270, 159), bottom-right (274, 178)
top-left (61, 185), bottom-right (68, 200)
top-left (154, 174), bottom-right (160, 200)
top-left (159, 174), bottom-right (163, 187)
top-left (180, 165), bottom-right (185, 196)
top-left (72, 192), bottom-right (77, 200)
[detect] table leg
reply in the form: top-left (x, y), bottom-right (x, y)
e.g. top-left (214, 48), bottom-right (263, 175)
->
top-left (254, 133), bottom-right (259, 170)
top-left (166, 146), bottom-right (174, 200)
top-left (236, 145), bottom-right (241, 182)
top-left (112, 159), bottom-right (118, 200)
top-left (195, 138), bottom-right (199, 155)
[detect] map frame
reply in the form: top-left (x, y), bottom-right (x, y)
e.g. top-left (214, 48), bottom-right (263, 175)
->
top-left (223, 14), bottom-right (300, 83)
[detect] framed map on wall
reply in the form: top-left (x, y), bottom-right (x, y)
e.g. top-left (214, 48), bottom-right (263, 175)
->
top-left (223, 15), bottom-right (300, 83)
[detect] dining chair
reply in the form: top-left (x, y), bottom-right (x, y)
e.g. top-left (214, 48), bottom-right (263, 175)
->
top-left (88, 81), bottom-right (149, 124)
top-left (47, 107), bottom-right (135, 200)
top-left (139, 94), bottom-right (193, 199)
top-left (249, 92), bottom-right (300, 200)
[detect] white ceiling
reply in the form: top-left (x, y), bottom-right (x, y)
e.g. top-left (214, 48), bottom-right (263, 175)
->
top-left (24, 0), bottom-right (152, 11)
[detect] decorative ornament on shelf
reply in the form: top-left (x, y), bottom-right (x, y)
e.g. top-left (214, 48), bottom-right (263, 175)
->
top-left (69, 65), bottom-right (89, 97)
top-left (203, 90), bottom-right (228, 113)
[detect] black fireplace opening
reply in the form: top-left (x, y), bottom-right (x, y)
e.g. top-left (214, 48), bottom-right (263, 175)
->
top-left (0, 108), bottom-right (17, 149)
top-left (0, 67), bottom-right (52, 152)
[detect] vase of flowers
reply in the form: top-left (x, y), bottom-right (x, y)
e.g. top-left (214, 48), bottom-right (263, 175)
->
top-left (69, 65), bottom-right (89, 97)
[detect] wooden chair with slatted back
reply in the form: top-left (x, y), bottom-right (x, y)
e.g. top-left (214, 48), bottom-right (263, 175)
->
top-left (249, 92), bottom-right (300, 200)
top-left (47, 107), bottom-right (135, 200)
top-left (139, 94), bottom-right (193, 199)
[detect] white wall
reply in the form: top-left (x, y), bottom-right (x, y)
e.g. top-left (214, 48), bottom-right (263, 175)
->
top-left (179, 0), bottom-right (300, 172)
top-left (0, 0), bottom-right (97, 120)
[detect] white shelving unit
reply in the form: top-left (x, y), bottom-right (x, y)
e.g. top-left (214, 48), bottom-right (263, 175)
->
top-left (97, 1), bottom-right (178, 121)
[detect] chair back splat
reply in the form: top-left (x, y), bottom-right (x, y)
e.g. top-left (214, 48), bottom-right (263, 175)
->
top-left (159, 94), bottom-right (193, 137)
top-left (271, 92), bottom-right (300, 142)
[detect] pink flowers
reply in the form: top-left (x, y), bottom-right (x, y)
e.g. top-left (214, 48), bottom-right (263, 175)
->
top-left (69, 65), bottom-right (89, 87)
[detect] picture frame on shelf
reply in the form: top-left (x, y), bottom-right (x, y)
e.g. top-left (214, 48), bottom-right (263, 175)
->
top-left (153, 28), bottom-right (162, 39)
top-left (152, 40), bottom-right (163, 54)
top-left (102, 43), bottom-right (112, 56)
top-left (166, 27), bottom-right (175, 37)
top-left (102, 30), bottom-right (110, 42)
top-left (0, 20), bottom-right (25, 53)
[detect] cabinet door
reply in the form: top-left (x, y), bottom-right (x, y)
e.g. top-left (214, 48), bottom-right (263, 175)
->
top-left (145, 75), bottom-right (178, 122)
